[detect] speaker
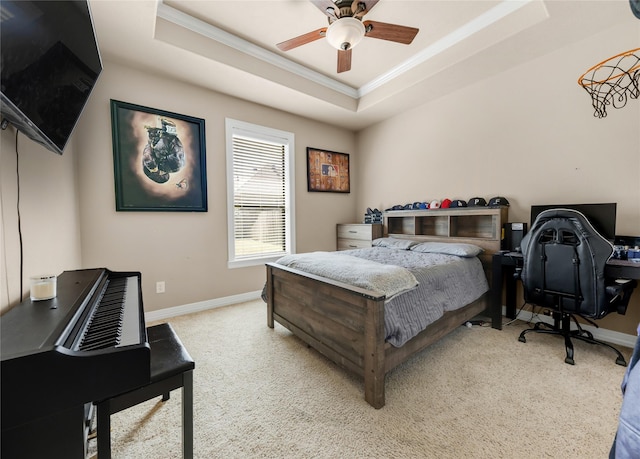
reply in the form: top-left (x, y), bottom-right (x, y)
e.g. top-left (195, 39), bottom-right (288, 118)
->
top-left (502, 222), bottom-right (527, 251)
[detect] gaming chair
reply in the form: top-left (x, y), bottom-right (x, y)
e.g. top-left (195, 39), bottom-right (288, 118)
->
top-left (517, 208), bottom-right (636, 365)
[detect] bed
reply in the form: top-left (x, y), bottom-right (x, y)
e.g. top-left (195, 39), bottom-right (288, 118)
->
top-left (265, 208), bottom-right (506, 408)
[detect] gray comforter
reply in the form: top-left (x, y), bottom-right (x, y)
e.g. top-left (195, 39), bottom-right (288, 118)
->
top-left (333, 246), bottom-right (488, 347)
top-left (275, 251), bottom-right (418, 299)
top-left (269, 245), bottom-right (489, 347)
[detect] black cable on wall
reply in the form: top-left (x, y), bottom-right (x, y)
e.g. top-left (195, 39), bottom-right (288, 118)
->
top-left (14, 129), bottom-right (24, 301)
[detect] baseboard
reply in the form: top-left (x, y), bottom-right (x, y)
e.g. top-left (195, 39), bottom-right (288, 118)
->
top-left (147, 295), bottom-right (637, 349)
top-left (504, 306), bottom-right (638, 349)
top-left (146, 290), bottom-right (263, 322)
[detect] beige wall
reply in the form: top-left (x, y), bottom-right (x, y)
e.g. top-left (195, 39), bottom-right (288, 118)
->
top-left (1, 20), bottom-right (638, 335)
top-left (72, 61), bottom-right (356, 312)
top-left (1, 61), bottom-right (356, 313)
top-left (1, 127), bottom-right (82, 311)
top-left (355, 22), bottom-right (640, 335)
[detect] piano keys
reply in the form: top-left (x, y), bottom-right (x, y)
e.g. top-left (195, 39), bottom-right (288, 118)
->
top-left (1, 268), bottom-right (150, 459)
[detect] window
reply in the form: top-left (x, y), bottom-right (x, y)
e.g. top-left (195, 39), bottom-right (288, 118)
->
top-left (225, 119), bottom-right (295, 268)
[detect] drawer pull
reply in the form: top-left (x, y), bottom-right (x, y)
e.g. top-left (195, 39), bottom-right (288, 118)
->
top-left (348, 230), bottom-right (357, 233)
top-left (349, 245), bottom-right (357, 248)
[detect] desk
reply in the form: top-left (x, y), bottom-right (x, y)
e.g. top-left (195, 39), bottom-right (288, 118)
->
top-left (490, 252), bottom-right (640, 330)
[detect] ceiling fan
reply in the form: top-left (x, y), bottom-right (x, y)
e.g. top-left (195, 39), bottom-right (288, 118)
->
top-left (276, 0), bottom-right (419, 73)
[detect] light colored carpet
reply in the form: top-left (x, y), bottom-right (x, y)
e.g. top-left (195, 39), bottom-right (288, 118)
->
top-left (88, 300), bottom-right (629, 458)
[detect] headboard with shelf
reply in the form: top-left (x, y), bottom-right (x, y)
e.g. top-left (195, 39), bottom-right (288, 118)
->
top-left (383, 207), bottom-right (509, 267)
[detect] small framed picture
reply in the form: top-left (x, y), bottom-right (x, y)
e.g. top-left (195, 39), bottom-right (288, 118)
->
top-left (306, 147), bottom-right (350, 193)
top-left (110, 100), bottom-right (207, 211)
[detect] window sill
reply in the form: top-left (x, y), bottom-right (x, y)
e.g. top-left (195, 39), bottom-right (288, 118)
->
top-left (228, 255), bottom-right (283, 269)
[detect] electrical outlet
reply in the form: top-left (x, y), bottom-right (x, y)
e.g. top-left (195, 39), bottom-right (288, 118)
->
top-left (156, 281), bottom-right (165, 294)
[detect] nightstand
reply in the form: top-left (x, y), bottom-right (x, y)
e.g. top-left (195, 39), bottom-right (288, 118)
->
top-left (337, 223), bottom-right (383, 251)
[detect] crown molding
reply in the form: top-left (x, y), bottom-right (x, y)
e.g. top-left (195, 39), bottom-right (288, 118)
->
top-left (358, 0), bottom-right (542, 97)
top-left (156, 0), bottom-right (359, 99)
top-left (156, 0), bottom-right (543, 102)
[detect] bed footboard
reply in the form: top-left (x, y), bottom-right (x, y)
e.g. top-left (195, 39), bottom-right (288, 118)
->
top-left (266, 262), bottom-right (388, 408)
top-left (265, 262), bottom-right (490, 408)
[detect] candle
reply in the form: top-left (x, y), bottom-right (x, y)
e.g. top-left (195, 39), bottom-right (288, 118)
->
top-left (30, 275), bottom-right (57, 301)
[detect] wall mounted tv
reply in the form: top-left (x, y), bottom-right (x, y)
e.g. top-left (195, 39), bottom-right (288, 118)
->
top-left (0, 0), bottom-right (102, 155)
top-left (530, 203), bottom-right (617, 242)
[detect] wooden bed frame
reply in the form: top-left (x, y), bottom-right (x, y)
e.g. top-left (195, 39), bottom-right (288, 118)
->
top-left (265, 207), bottom-right (507, 408)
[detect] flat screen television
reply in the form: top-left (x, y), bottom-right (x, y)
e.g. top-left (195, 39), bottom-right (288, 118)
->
top-left (530, 203), bottom-right (617, 242)
top-left (0, 0), bottom-right (102, 155)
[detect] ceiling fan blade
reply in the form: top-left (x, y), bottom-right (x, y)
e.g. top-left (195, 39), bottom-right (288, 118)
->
top-left (337, 49), bottom-right (352, 73)
top-left (310, 0), bottom-right (340, 19)
top-left (351, 0), bottom-right (380, 18)
top-left (363, 20), bottom-right (419, 45)
top-left (276, 28), bottom-right (327, 52)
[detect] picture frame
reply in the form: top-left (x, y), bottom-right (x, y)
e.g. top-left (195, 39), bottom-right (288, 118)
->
top-left (306, 147), bottom-right (350, 193)
top-left (110, 100), bottom-right (207, 211)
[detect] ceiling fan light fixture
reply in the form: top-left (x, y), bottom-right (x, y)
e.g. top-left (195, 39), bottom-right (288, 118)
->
top-left (326, 17), bottom-right (365, 51)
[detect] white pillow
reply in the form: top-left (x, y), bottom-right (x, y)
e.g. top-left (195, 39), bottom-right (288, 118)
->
top-left (410, 242), bottom-right (483, 257)
top-left (372, 237), bottom-right (418, 250)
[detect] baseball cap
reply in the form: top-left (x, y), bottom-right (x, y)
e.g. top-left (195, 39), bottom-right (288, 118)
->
top-left (430, 200), bottom-right (441, 209)
top-left (488, 196), bottom-right (510, 207)
top-left (441, 198), bottom-right (452, 208)
top-left (468, 197), bottom-right (487, 207)
top-left (449, 199), bottom-right (467, 208)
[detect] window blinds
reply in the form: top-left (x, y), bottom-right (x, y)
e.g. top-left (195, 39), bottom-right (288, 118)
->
top-left (232, 136), bottom-right (286, 258)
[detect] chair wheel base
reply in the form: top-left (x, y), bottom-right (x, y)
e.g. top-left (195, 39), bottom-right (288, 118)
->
top-left (517, 314), bottom-right (628, 367)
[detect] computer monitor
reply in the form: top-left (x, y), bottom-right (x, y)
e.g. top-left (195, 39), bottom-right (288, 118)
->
top-left (530, 203), bottom-right (617, 242)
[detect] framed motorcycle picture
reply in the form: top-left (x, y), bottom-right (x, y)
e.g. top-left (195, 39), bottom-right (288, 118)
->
top-left (110, 100), bottom-right (207, 211)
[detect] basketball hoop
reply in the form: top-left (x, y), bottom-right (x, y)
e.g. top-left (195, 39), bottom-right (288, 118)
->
top-left (578, 48), bottom-right (640, 118)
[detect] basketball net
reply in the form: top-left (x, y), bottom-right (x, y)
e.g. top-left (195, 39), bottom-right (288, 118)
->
top-left (578, 48), bottom-right (640, 118)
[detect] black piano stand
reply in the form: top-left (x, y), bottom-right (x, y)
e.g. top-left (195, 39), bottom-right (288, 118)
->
top-left (95, 323), bottom-right (195, 458)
